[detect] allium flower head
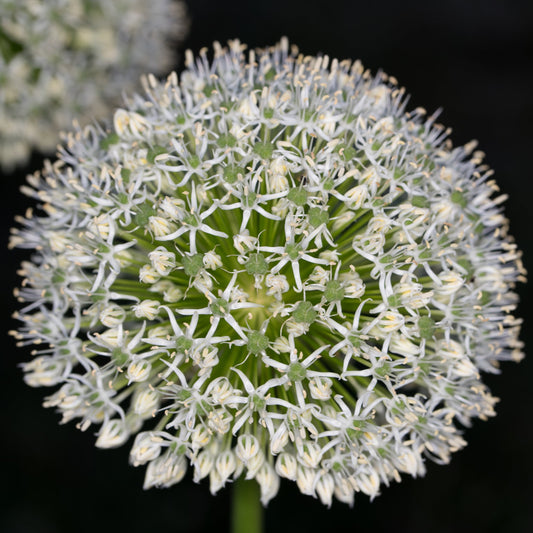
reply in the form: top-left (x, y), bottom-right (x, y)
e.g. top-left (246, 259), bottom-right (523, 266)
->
top-left (11, 39), bottom-right (526, 507)
top-left (0, 0), bottom-right (188, 169)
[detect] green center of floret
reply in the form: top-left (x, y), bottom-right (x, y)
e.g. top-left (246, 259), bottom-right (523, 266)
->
top-left (211, 298), bottom-right (230, 316)
top-left (287, 362), bottom-right (306, 382)
top-left (292, 301), bottom-right (317, 324)
top-left (183, 254), bottom-right (204, 276)
top-left (285, 243), bottom-right (301, 260)
top-left (247, 331), bottom-right (270, 354)
top-left (287, 188), bottom-right (307, 206)
top-left (324, 280), bottom-right (345, 302)
top-left (245, 253), bottom-right (269, 275)
top-left (307, 207), bottom-right (329, 227)
top-left (176, 336), bottom-right (193, 354)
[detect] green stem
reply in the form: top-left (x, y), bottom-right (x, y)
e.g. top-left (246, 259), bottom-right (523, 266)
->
top-left (231, 477), bottom-right (263, 533)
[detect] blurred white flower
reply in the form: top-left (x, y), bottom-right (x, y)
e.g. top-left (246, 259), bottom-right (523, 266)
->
top-left (0, 0), bottom-right (188, 169)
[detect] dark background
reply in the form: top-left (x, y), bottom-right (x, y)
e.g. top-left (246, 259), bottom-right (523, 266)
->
top-left (1, 1), bottom-right (532, 532)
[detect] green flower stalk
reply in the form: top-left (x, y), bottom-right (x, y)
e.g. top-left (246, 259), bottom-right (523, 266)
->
top-left (11, 39), bottom-right (526, 508)
top-left (0, 0), bottom-right (188, 170)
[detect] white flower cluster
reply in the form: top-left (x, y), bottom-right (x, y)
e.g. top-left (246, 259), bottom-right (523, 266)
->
top-left (11, 39), bottom-right (525, 507)
top-left (0, 0), bottom-right (188, 170)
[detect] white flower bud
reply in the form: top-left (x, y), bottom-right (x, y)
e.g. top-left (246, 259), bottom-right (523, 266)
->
top-left (270, 424), bottom-right (289, 454)
top-left (269, 156), bottom-right (288, 177)
top-left (377, 310), bottom-right (404, 332)
top-left (139, 264), bottom-right (160, 284)
top-left (436, 339), bottom-right (465, 360)
top-left (159, 197), bottom-right (186, 221)
top-left (193, 450), bottom-right (214, 482)
top-left (451, 357), bottom-right (478, 378)
top-left (368, 215), bottom-right (391, 234)
top-left (132, 387), bottom-right (160, 418)
top-left (149, 246), bottom-right (176, 276)
top-left (191, 425), bottom-right (211, 450)
top-left (207, 377), bottom-right (234, 404)
top-left (99, 304), bottom-right (126, 327)
top-left (265, 273), bottom-right (289, 297)
top-left (192, 345), bottom-right (219, 372)
top-left (345, 184), bottom-right (367, 209)
top-left (356, 470), bottom-right (380, 498)
top-left (360, 166), bottom-right (381, 192)
top-left (147, 326), bottom-right (171, 339)
top-left (389, 335), bottom-right (420, 357)
top-left (127, 360), bottom-right (152, 382)
top-left (238, 94), bottom-right (258, 119)
top-left (236, 434), bottom-right (260, 462)
top-left (286, 318), bottom-right (309, 337)
top-left (245, 450), bottom-right (265, 479)
top-left (133, 299), bottom-right (160, 320)
top-left (332, 210), bottom-right (355, 231)
top-left (114, 109), bottom-right (150, 138)
top-left (355, 231), bottom-right (385, 255)
top-left (394, 448), bottom-right (423, 477)
top-left (95, 419), bottom-right (129, 449)
top-left (209, 469), bottom-right (225, 494)
top-left (268, 172), bottom-right (289, 194)
top-left (192, 271), bottom-right (213, 292)
top-left (233, 232), bottom-right (257, 254)
top-left (367, 84), bottom-right (389, 108)
top-left (256, 463), bottom-right (280, 505)
top-left (48, 231), bottom-right (69, 253)
top-left (297, 441), bottom-right (322, 468)
top-left (98, 327), bottom-right (121, 347)
top-left (88, 215), bottom-right (113, 239)
top-left (272, 336), bottom-right (291, 353)
top-left (275, 453), bottom-right (298, 480)
top-left (319, 250), bottom-right (339, 264)
top-left (316, 473), bottom-right (335, 507)
top-left (144, 452), bottom-right (187, 489)
top-left (207, 408), bottom-right (232, 434)
top-left (215, 449), bottom-right (237, 482)
top-left (43, 383), bottom-right (84, 411)
top-left (296, 466), bottom-right (317, 496)
top-left (130, 432), bottom-right (163, 466)
top-left (435, 271), bottom-right (464, 296)
top-left (433, 199), bottom-right (454, 223)
top-left (23, 357), bottom-right (65, 387)
top-left (340, 271), bottom-right (365, 298)
top-left (309, 376), bottom-right (333, 400)
top-left (148, 216), bottom-right (175, 237)
top-left (203, 250), bottom-right (223, 270)
top-left (163, 285), bottom-right (183, 303)
top-left (334, 477), bottom-right (355, 506)
top-left (308, 266), bottom-right (330, 285)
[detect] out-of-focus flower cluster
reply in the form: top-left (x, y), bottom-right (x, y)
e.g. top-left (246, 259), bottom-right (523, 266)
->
top-left (0, 0), bottom-right (188, 170)
top-left (11, 39), bottom-right (525, 506)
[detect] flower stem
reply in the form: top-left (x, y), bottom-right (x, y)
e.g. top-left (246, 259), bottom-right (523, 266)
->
top-left (231, 478), bottom-right (263, 533)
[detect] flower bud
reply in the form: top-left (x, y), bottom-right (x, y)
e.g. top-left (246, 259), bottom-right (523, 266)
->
top-left (95, 419), bottom-right (129, 449)
top-left (130, 432), bottom-right (163, 466)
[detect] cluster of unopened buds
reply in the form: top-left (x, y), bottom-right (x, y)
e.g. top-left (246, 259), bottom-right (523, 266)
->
top-left (0, 0), bottom-right (187, 169)
top-left (11, 39), bottom-right (525, 506)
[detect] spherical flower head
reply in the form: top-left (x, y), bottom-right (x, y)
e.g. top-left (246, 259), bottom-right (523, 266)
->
top-left (0, 0), bottom-right (188, 170)
top-left (11, 39), bottom-right (526, 507)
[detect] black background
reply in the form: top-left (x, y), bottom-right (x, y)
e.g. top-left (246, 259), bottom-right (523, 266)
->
top-left (1, 1), bottom-right (532, 532)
